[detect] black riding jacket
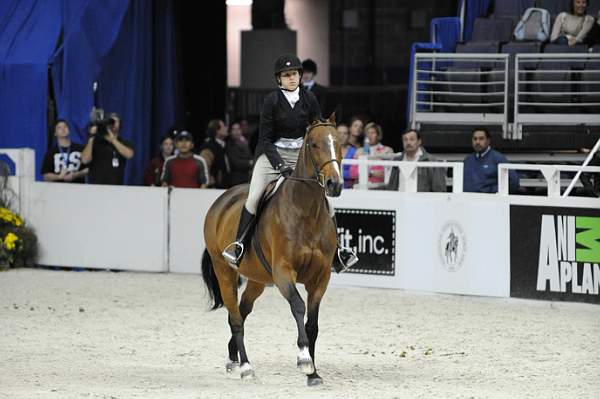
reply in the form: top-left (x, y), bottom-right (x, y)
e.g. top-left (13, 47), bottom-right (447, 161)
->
top-left (255, 87), bottom-right (321, 169)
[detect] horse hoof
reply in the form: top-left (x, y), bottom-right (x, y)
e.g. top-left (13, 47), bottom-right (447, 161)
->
top-left (240, 362), bottom-right (255, 379)
top-left (307, 375), bottom-right (323, 386)
top-left (225, 360), bottom-right (239, 373)
top-left (297, 359), bottom-right (315, 375)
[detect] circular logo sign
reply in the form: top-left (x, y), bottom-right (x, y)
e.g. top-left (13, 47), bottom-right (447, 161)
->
top-left (438, 221), bottom-right (466, 272)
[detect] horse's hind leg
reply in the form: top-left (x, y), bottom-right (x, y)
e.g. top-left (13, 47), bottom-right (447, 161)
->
top-left (226, 280), bottom-right (265, 373)
top-left (213, 263), bottom-right (255, 379)
top-left (273, 267), bottom-right (314, 375)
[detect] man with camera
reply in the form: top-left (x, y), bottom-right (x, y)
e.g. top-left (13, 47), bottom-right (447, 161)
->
top-left (81, 112), bottom-right (134, 185)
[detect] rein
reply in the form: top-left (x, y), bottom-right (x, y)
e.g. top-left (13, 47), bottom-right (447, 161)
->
top-left (284, 122), bottom-right (340, 188)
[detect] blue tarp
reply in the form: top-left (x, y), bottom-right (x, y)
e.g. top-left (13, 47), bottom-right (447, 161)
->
top-left (1, 0), bottom-right (179, 184)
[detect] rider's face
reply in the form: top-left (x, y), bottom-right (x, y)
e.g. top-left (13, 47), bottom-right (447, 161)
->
top-left (279, 70), bottom-right (300, 91)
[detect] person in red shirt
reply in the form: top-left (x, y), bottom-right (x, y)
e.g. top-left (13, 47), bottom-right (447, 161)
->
top-left (144, 134), bottom-right (175, 186)
top-left (161, 130), bottom-right (208, 188)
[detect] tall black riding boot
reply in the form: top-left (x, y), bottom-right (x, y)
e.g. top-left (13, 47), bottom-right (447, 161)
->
top-left (222, 207), bottom-right (255, 267)
top-left (331, 215), bottom-right (359, 273)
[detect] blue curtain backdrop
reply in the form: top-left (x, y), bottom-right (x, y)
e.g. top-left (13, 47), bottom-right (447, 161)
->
top-left (0, 0), bottom-right (62, 179)
top-left (0, 0), bottom-right (179, 184)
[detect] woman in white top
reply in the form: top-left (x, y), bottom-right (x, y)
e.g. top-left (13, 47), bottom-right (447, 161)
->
top-left (550, 0), bottom-right (595, 46)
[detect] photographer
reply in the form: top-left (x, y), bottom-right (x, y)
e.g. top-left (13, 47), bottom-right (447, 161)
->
top-left (81, 112), bottom-right (134, 185)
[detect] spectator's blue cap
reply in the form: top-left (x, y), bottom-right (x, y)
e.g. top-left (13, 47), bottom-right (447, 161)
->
top-left (175, 130), bottom-right (193, 141)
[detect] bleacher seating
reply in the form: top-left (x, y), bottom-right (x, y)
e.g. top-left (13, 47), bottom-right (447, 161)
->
top-left (492, 0), bottom-right (536, 18)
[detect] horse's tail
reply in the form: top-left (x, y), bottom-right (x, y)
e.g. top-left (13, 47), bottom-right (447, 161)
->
top-left (201, 249), bottom-right (223, 311)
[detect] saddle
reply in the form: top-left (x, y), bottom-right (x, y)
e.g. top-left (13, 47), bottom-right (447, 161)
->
top-left (240, 177), bottom-right (286, 275)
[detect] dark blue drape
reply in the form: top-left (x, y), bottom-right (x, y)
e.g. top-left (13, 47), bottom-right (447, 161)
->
top-left (1, 0), bottom-right (180, 184)
top-left (460, 0), bottom-right (493, 42)
top-left (0, 0), bottom-right (62, 180)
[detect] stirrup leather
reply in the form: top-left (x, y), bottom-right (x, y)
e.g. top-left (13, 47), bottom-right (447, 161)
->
top-left (222, 241), bottom-right (244, 264)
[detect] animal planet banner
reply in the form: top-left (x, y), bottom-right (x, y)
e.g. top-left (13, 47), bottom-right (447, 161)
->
top-left (335, 208), bottom-right (395, 275)
top-left (510, 205), bottom-right (600, 304)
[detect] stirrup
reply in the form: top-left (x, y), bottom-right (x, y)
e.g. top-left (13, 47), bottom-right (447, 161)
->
top-left (334, 246), bottom-right (359, 273)
top-left (222, 241), bottom-right (244, 266)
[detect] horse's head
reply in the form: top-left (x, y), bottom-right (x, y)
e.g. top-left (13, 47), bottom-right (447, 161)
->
top-left (300, 112), bottom-right (343, 197)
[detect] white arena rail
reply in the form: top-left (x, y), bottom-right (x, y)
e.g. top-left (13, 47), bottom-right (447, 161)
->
top-left (342, 156), bottom-right (463, 193)
top-left (498, 163), bottom-right (600, 197)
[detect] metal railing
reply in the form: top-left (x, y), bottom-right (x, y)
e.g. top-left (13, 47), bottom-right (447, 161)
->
top-left (410, 53), bottom-right (510, 137)
top-left (342, 157), bottom-right (463, 193)
top-left (498, 163), bottom-right (600, 197)
top-left (513, 53), bottom-right (600, 139)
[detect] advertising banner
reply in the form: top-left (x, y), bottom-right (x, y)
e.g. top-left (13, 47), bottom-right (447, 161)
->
top-left (510, 205), bottom-right (600, 304)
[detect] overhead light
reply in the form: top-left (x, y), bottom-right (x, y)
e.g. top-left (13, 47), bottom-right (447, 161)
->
top-left (226, 0), bottom-right (252, 5)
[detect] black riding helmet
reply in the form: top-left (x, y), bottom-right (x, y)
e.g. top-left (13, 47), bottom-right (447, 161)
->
top-left (274, 54), bottom-right (303, 86)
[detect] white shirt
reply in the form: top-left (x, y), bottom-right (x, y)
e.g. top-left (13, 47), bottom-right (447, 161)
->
top-left (303, 80), bottom-right (315, 90)
top-left (404, 147), bottom-right (423, 162)
top-left (281, 87), bottom-right (300, 108)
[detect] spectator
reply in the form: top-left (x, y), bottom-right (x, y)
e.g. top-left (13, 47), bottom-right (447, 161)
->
top-left (199, 119), bottom-right (231, 188)
top-left (584, 11), bottom-right (600, 46)
top-left (348, 116), bottom-right (364, 148)
top-left (387, 129), bottom-right (446, 192)
top-left (463, 127), bottom-right (519, 193)
top-left (349, 122), bottom-right (394, 185)
top-left (550, 0), bottom-right (594, 46)
top-left (337, 123), bottom-right (357, 188)
top-left (161, 130), bottom-right (208, 188)
top-left (302, 58), bottom-right (327, 113)
top-left (143, 133), bottom-right (175, 186)
top-left (81, 113), bottom-right (134, 185)
top-left (227, 121), bottom-right (253, 185)
top-left (41, 119), bottom-right (88, 183)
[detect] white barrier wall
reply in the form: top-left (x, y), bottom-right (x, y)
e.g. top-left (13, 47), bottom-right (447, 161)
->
top-left (168, 188), bottom-right (224, 274)
top-left (29, 183), bottom-right (169, 271)
top-left (329, 190), bottom-right (511, 297)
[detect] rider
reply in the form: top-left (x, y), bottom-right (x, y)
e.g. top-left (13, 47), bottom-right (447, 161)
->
top-left (222, 53), bottom-right (358, 273)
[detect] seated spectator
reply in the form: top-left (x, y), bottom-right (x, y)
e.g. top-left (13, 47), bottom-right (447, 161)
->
top-left (161, 130), bottom-right (208, 188)
top-left (348, 116), bottom-right (364, 148)
top-left (81, 113), bottom-right (134, 185)
top-left (337, 123), bottom-right (357, 188)
top-left (349, 122), bottom-right (394, 185)
top-left (199, 119), bottom-right (231, 188)
top-left (227, 121), bottom-right (253, 186)
top-left (387, 129), bottom-right (446, 192)
top-left (584, 11), bottom-right (600, 46)
top-left (550, 0), bottom-right (594, 46)
top-left (143, 133), bottom-right (175, 186)
top-left (41, 119), bottom-right (88, 183)
top-left (463, 127), bottom-right (519, 193)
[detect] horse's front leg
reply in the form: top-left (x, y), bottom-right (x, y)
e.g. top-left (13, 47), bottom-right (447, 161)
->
top-left (305, 288), bottom-right (325, 386)
top-left (273, 265), bottom-right (314, 375)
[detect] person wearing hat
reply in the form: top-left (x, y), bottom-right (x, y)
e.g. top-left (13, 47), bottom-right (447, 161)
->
top-left (161, 130), bottom-right (208, 188)
top-left (222, 53), bottom-right (358, 272)
top-left (301, 58), bottom-right (327, 113)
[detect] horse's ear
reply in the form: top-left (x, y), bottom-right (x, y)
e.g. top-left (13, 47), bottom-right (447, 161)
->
top-left (328, 111), bottom-right (337, 125)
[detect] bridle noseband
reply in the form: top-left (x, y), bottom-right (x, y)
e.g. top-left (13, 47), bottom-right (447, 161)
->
top-left (286, 122), bottom-right (341, 188)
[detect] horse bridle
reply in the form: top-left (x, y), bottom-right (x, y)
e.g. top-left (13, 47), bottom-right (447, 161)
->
top-left (285, 122), bottom-right (341, 188)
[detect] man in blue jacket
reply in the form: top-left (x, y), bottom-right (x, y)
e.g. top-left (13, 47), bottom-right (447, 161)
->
top-left (463, 127), bottom-right (519, 193)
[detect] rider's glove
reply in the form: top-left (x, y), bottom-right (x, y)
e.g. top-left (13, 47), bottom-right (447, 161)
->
top-left (278, 164), bottom-right (293, 177)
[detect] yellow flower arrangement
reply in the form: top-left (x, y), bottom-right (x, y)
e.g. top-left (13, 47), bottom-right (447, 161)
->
top-left (0, 207), bottom-right (23, 227)
top-left (3, 232), bottom-right (18, 250)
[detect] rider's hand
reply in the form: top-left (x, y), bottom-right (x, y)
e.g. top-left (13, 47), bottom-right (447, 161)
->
top-left (278, 165), bottom-right (293, 177)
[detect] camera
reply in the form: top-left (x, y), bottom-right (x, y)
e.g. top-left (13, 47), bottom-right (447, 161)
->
top-left (89, 108), bottom-right (116, 137)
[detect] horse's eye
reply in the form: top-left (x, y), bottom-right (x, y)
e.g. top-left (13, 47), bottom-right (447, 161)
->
top-left (311, 142), bottom-right (319, 149)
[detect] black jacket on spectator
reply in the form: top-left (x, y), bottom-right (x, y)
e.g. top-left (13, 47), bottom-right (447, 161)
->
top-left (201, 138), bottom-right (231, 189)
top-left (255, 87), bottom-right (321, 169)
top-left (89, 136), bottom-right (134, 185)
top-left (227, 140), bottom-right (253, 186)
top-left (305, 82), bottom-right (327, 115)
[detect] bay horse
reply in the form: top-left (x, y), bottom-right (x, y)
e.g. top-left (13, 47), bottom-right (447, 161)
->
top-left (201, 113), bottom-right (343, 386)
